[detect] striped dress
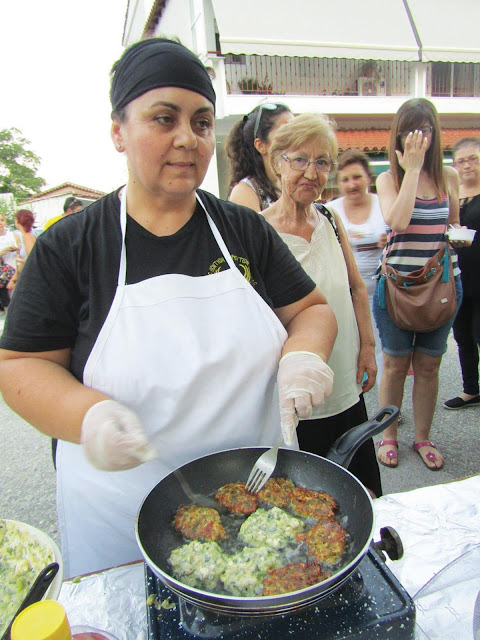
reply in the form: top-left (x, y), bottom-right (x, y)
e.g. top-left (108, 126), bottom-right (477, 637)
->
top-left (381, 195), bottom-right (460, 276)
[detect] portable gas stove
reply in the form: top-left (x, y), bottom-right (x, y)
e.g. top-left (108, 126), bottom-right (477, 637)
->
top-left (144, 547), bottom-right (415, 640)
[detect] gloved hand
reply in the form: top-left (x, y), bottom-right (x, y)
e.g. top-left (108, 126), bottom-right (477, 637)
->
top-left (277, 351), bottom-right (334, 446)
top-left (81, 399), bottom-right (157, 471)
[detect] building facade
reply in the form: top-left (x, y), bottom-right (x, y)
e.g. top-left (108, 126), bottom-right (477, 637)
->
top-left (123, 0), bottom-right (480, 198)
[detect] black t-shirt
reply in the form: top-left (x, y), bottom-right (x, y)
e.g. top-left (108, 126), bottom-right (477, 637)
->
top-left (0, 189), bottom-right (315, 381)
top-left (457, 193), bottom-right (480, 299)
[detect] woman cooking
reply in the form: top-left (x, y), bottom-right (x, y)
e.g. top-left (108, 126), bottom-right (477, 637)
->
top-left (264, 113), bottom-right (382, 497)
top-left (0, 39), bottom-right (337, 577)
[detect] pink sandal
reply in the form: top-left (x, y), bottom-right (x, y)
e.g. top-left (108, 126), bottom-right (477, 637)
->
top-left (413, 441), bottom-right (443, 471)
top-left (376, 440), bottom-right (398, 468)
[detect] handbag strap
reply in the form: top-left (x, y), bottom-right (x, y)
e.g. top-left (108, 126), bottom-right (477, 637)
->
top-left (314, 203), bottom-right (340, 243)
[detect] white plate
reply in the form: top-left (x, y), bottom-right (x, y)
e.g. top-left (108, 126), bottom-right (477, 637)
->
top-left (0, 519), bottom-right (63, 636)
top-left (447, 227), bottom-right (476, 242)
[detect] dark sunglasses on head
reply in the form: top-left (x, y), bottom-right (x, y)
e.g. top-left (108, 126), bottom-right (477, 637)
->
top-left (253, 103), bottom-right (278, 139)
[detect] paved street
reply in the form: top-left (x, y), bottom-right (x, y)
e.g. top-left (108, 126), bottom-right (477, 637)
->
top-left (0, 314), bottom-right (478, 547)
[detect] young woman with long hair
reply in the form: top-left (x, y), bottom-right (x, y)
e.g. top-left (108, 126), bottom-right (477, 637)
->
top-left (225, 103), bottom-right (293, 211)
top-left (374, 98), bottom-right (463, 471)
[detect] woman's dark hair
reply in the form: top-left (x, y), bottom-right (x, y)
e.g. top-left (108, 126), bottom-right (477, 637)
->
top-left (15, 209), bottom-right (35, 233)
top-left (225, 103), bottom-right (292, 203)
top-left (389, 98), bottom-right (446, 200)
top-left (337, 149), bottom-right (373, 181)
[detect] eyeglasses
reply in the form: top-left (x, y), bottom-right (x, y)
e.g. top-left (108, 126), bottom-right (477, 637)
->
top-left (453, 155), bottom-right (480, 168)
top-left (281, 155), bottom-right (334, 174)
top-left (400, 125), bottom-right (434, 138)
top-left (253, 103), bottom-right (278, 139)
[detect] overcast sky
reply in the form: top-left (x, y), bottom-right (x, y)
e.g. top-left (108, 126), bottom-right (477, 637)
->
top-left (0, 1), bottom-right (130, 194)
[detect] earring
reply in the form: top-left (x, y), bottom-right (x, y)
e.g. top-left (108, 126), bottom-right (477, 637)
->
top-left (116, 143), bottom-right (122, 150)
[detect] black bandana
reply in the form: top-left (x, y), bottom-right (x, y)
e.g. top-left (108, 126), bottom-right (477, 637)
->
top-left (110, 38), bottom-right (216, 113)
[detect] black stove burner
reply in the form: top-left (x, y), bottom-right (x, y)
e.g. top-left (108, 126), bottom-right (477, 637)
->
top-left (145, 548), bottom-right (415, 639)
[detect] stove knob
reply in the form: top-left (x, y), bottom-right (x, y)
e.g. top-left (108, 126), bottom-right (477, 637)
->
top-left (374, 526), bottom-right (404, 561)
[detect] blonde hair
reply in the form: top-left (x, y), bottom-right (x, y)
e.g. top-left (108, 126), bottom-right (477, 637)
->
top-left (269, 113), bottom-right (338, 177)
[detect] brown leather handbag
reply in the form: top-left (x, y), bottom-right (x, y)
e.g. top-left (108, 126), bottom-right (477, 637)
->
top-left (378, 242), bottom-right (457, 333)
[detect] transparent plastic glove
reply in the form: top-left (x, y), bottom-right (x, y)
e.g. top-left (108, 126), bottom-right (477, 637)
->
top-left (81, 399), bottom-right (158, 471)
top-left (277, 351), bottom-right (334, 445)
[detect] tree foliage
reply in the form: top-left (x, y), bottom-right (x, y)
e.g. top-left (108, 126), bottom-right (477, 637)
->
top-left (0, 127), bottom-right (46, 202)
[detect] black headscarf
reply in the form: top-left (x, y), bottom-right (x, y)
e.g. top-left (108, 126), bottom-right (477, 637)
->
top-left (110, 38), bottom-right (216, 113)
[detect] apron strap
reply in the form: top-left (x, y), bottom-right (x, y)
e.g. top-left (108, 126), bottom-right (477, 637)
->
top-left (119, 187), bottom-right (128, 288)
top-left (195, 192), bottom-right (245, 278)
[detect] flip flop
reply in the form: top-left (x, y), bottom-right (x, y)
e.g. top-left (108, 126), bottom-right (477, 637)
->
top-left (413, 441), bottom-right (444, 471)
top-left (376, 440), bottom-right (398, 468)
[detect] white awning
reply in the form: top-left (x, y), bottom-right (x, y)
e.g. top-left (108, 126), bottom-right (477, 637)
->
top-left (211, 0), bottom-right (420, 61)
top-left (408, 0), bottom-right (480, 63)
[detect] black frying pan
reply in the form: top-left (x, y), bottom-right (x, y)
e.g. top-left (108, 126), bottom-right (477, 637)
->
top-left (135, 406), bottom-right (398, 616)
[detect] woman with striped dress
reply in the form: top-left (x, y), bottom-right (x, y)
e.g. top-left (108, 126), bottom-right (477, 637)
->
top-left (373, 98), bottom-right (463, 471)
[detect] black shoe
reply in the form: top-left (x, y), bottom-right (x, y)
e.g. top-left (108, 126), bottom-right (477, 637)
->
top-left (443, 395), bottom-right (480, 410)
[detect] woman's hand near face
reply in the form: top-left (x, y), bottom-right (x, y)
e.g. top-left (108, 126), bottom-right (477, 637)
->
top-left (395, 131), bottom-right (428, 173)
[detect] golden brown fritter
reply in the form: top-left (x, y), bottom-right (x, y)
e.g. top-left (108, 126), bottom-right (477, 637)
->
top-left (173, 504), bottom-right (226, 542)
top-left (257, 477), bottom-right (295, 507)
top-left (215, 482), bottom-right (258, 514)
top-left (297, 519), bottom-right (347, 565)
top-left (289, 486), bottom-right (338, 520)
top-left (262, 561), bottom-right (329, 595)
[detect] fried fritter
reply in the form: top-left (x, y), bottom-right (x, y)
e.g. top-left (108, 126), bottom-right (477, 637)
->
top-left (215, 482), bottom-right (258, 514)
top-left (262, 561), bottom-right (330, 595)
top-left (173, 504), bottom-right (225, 542)
top-left (257, 477), bottom-right (295, 507)
top-left (298, 519), bottom-right (347, 565)
top-left (289, 486), bottom-right (337, 520)
top-left (168, 540), bottom-right (226, 591)
top-left (239, 507), bottom-right (304, 549)
top-left (221, 545), bottom-right (283, 597)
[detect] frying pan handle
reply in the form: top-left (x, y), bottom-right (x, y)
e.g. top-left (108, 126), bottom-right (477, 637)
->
top-left (1, 562), bottom-right (59, 640)
top-left (326, 405), bottom-right (399, 469)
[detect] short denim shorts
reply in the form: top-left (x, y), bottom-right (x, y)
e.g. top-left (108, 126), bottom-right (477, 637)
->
top-left (373, 276), bottom-right (463, 357)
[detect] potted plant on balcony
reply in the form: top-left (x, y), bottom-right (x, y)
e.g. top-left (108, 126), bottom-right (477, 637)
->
top-left (240, 75), bottom-right (273, 94)
top-left (358, 60), bottom-right (381, 81)
top-left (357, 60), bottom-right (384, 96)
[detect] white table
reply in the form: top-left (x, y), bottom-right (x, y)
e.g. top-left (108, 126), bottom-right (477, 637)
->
top-left (59, 475), bottom-right (480, 640)
top-left (373, 474), bottom-right (480, 639)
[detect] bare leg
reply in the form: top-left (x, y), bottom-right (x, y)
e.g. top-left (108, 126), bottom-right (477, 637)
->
top-left (377, 353), bottom-right (410, 466)
top-left (411, 351), bottom-right (444, 469)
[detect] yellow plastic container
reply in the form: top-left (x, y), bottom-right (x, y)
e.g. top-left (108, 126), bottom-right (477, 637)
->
top-left (11, 600), bottom-right (71, 640)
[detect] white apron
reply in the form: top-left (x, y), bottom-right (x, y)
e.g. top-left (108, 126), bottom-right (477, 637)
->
top-left (57, 190), bottom-right (288, 577)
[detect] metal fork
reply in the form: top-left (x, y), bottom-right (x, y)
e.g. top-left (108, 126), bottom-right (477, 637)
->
top-left (245, 435), bottom-right (284, 494)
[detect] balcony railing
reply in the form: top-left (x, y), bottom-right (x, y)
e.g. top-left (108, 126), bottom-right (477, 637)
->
top-left (223, 55), bottom-right (409, 96)
top-left (220, 55), bottom-right (480, 98)
top-left (429, 62), bottom-right (480, 97)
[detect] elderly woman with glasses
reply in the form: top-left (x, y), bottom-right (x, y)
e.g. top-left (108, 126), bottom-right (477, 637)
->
top-left (263, 113), bottom-right (382, 498)
top-left (226, 102), bottom-right (293, 211)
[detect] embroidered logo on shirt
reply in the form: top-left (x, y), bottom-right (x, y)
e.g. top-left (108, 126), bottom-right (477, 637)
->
top-left (207, 255), bottom-right (257, 285)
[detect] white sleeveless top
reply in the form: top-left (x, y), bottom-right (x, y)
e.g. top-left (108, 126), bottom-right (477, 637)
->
top-left (278, 212), bottom-right (362, 419)
top-left (0, 230), bottom-right (18, 269)
top-left (332, 195), bottom-right (387, 299)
